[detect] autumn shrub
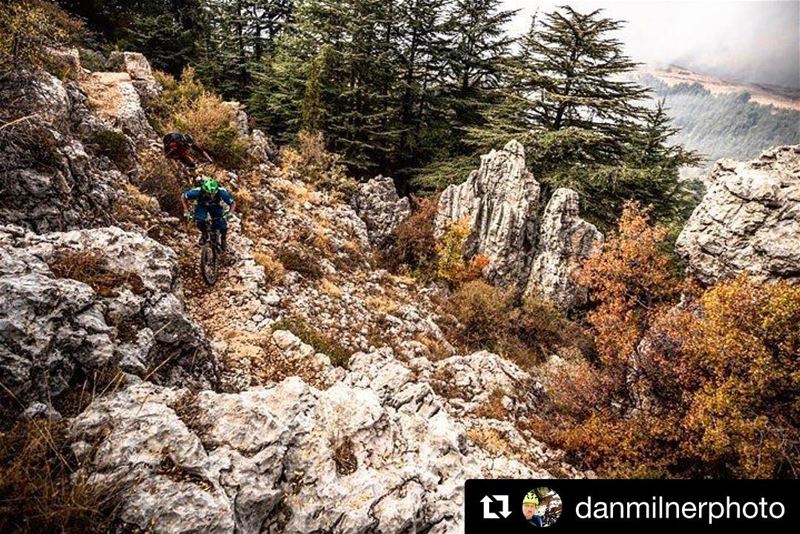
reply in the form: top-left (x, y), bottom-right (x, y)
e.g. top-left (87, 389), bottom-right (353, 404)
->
top-left (0, 419), bottom-right (124, 533)
top-left (0, 0), bottom-right (84, 74)
top-left (135, 148), bottom-right (186, 216)
top-left (574, 201), bottom-right (683, 401)
top-left (280, 130), bottom-right (357, 200)
top-left (254, 251), bottom-right (285, 284)
top-left (382, 195), bottom-right (439, 278)
top-left (546, 202), bottom-right (800, 478)
top-left (435, 218), bottom-right (489, 287)
top-left (445, 280), bottom-right (581, 369)
top-left (148, 67), bottom-right (248, 168)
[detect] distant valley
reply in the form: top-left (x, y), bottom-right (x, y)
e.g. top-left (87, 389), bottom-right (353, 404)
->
top-left (635, 65), bottom-right (800, 167)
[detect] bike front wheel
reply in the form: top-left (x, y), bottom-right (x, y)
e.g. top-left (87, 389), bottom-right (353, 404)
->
top-left (200, 243), bottom-right (218, 286)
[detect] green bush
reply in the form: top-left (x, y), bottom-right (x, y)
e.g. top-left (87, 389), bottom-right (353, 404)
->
top-left (89, 129), bottom-right (130, 169)
top-left (271, 318), bottom-right (351, 367)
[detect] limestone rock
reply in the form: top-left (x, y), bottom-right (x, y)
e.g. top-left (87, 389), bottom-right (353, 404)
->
top-left (676, 145), bottom-right (800, 284)
top-left (525, 188), bottom-right (603, 310)
top-left (108, 51), bottom-right (162, 102)
top-left (68, 364), bottom-right (553, 534)
top-left (351, 175), bottom-right (411, 247)
top-left (435, 140), bottom-right (540, 285)
top-left (45, 47), bottom-right (83, 80)
top-left (247, 129), bottom-right (278, 164)
top-left (0, 70), bottom-right (116, 231)
top-left (80, 71), bottom-right (156, 141)
top-left (0, 226), bottom-right (220, 410)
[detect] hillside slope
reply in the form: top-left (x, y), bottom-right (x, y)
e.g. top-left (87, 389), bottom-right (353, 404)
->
top-left (0, 50), bottom-right (586, 533)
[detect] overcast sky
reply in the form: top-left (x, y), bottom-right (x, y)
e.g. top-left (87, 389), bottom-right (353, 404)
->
top-left (501, 0), bottom-right (800, 88)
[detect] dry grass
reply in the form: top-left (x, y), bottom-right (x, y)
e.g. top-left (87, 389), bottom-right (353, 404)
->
top-left (319, 278), bottom-right (343, 299)
top-left (366, 294), bottom-right (401, 316)
top-left (0, 419), bottom-right (126, 533)
top-left (473, 388), bottom-right (509, 420)
top-left (48, 251), bottom-right (146, 298)
top-left (276, 248), bottom-right (323, 281)
top-left (429, 367), bottom-right (467, 400)
top-left (253, 251), bottom-right (285, 284)
top-left (414, 333), bottom-right (453, 361)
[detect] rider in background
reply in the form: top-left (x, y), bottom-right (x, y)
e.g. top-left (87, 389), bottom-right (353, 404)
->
top-left (181, 178), bottom-right (235, 251)
top-left (163, 132), bottom-right (213, 171)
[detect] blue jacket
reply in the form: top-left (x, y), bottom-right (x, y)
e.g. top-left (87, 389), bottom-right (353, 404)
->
top-left (184, 187), bottom-right (234, 224)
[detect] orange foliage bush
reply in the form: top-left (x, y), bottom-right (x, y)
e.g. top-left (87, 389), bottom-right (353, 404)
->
top-left (382, 195), bottom-right (439, 278)
top-left (546, 202), bottom-right (800, 478)
top-left (436, 217), bottom-right (488, 287)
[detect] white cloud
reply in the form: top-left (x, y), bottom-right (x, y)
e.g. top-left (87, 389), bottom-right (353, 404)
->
top-left (502, 0), bottom-right (800, 87)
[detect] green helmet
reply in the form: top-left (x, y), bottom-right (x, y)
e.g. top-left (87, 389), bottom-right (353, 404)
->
top-left (201, 178), bottom-right (219, 194)
top-left (523, 491), bottom-right (539, 506)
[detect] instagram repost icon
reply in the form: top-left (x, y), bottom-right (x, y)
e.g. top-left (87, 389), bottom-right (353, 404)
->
top-left (522, 488), bottom-right (562, 528)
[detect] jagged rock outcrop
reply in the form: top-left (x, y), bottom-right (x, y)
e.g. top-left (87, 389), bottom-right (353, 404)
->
top-left (80, 71), bottom-right (156, 141)
top-left (525, 188), bottom-right (603, 310)
top-left (435, 141), bottom-right (602, 309)
top-left (435, 140), bottom-right (540, 285)
top-left (68, 338), bottom-right (574, 534)
top-left (0, 69), bottom-right (118, 231)
top-left (0, 225), bottom-right (220, 414)
top-left (676, 145), bottom-right (800, 284)
top-left (351, 175), bottom-right (411, 247)
top-left (107, 50), bottom-right (162, 102)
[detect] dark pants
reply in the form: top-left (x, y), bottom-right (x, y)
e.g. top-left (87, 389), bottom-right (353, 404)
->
top-left (166, 145), bottom-right (196, 169)
top-left (196, 217), bottom-right (227, 250)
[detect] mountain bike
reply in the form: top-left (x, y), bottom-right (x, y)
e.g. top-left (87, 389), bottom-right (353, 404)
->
top-left (200, 215), bottom-right (226, 286)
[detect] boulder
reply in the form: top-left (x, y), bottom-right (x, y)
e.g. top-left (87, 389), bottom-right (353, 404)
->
top-left (0, 226), bottom-right (220, 412)
top-left (525, 188), bottom-right (603, 310)
top-left (351, 175), bottom-right (411, 247)
top-left (108, 51), bottom-right (162, 102)
top-left (68, 366), bottom-right (550, 534)
top-left (45, 47), bottom-right (83, 80)
top-left (676, 145), bottom-right (800, 284)
top-left (0, 70), bottom-right (117, 232)
top-left (435, 140), bottom-right (540, 286)
top-left (80, 71), bottom-right (156, 142)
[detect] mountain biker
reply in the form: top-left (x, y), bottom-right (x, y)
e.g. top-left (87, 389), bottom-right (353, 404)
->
top-left (163, 132), bottom-right (213, 170)
top-left (181, 178), bottom-right (235, 251)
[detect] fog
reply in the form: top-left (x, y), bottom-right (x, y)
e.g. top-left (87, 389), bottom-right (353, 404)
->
top-left (502, 0), bottom-right (800, 88)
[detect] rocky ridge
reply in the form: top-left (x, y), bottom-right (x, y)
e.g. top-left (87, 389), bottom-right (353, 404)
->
top-left (5, 44), bottom-right (796, 532)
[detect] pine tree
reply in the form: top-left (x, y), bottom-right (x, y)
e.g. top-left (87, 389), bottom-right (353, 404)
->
top-left (410, 0), bottom-right (516, 191)
top-left (442, 0), bottom-right (516, 136)
top-left (464, 7), bottom-right (699, 225)
top-left (392, 0), bottom-right (451, 189)
top-left (250, 0), bottom-right (401, 175)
